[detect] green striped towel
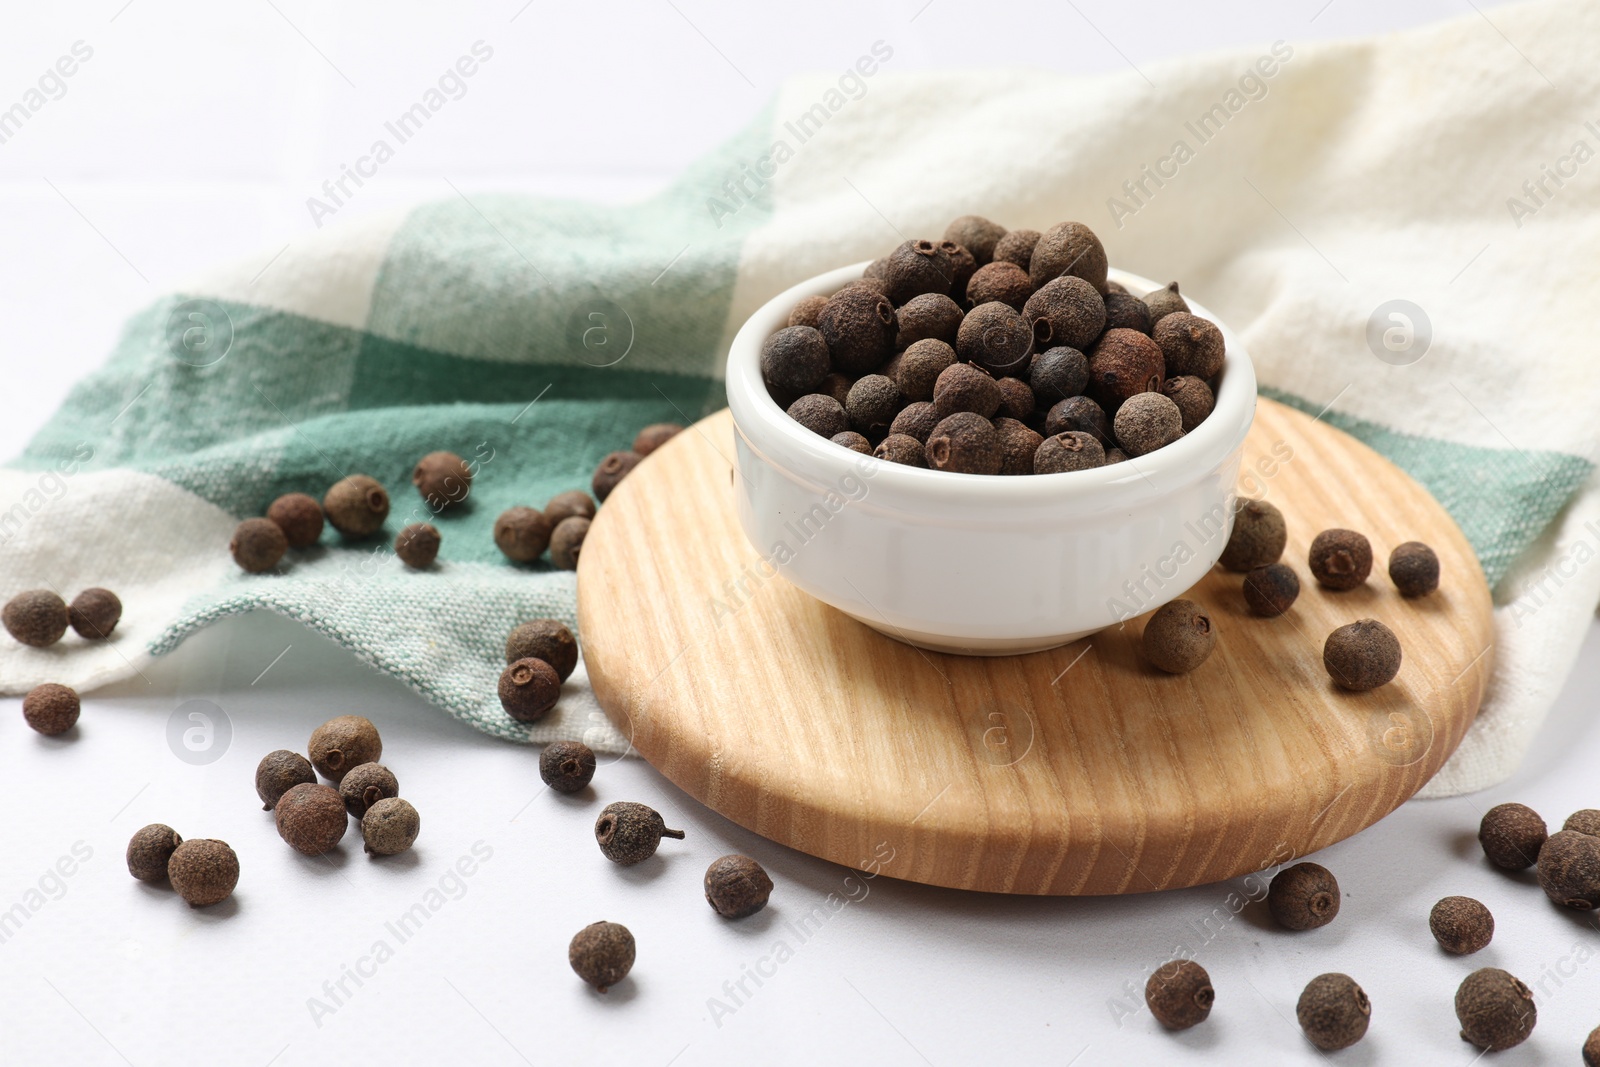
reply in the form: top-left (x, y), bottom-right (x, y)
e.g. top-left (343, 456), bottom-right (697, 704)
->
top-left (3, 0), bottom-right (1596, 795)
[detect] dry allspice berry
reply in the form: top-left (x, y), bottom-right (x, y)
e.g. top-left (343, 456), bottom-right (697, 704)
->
top-left (1219, 499), bottom-right (1286, 572)
top-left (896, 302), bottom-right (962, 355)
top-left (167, 839), bottom-right (239, 907)
top-left (992, 228), bottom-right (1040, 270)
top-left (1023, 276), bottom-right (1105, 351)
top-left (494, 506), bottom-right (553, 563)
top-left (595, 801), bottom-right (685, 865)
top-left (1308, 528), bottom-right (1372, 590)
top-left (761, 325), bottom-right (831, 395)
top-left (932, 362), bottom-right (1000, 420)
top-left (1087, 328), bottom-right (1165, 411)
top-left (267, 492), bottom-right (325, 548)
top-left (1296, 973), bottom-right (1370, 1051)
top-left (1142, 599), bottom-right (1216, 674)
top-left (1586, 1026), bottom-right (1600, 1067)
top-left (1389, 540), bottom-right (1440, 597)
top-left (1456, 968), bottom-right (1536, 1051)
top-left (551, 516), bottom-right (590, 570)
top-left (230, 517), bottom-right (288, 573)
top-left (875, 434), bottom-right (927, 467)
top-left (544, 490), bottom-right (596, 526)
top-left (308, 714), bottom-right (382, 783)
top-left (276, 783), bottom-right (348, 855)
top-left (1112, 391), bottom-right (1183, 457)
top-left (22, 682), bottom-right (80, 736)
top-left (705, 855), bottom-right (775, 919)
top-left (570, 921), bottom-right (635, 993)
top-left (817, 286), bottom-right (896, 375)
top-left (69, 588), bottom-right (122, 640)
top-left (126, 824), bottom-right (182, 882)
top-left (1028, 220), bottom-right (1108, 292)
top-left (1267, 862), bottom-right (1340, 930)
top-left (255, 749), bottom-right (316, 810)
top-left (943, 214), bottom-right (1006, 264)
top-left (340, 762), bottom-right (399, 818)
top-left (324, 474), bottom-right (390, 538)
top-left (965, 261), bottom-right (1033, 311)
top-left (394, 523), bottom-right (440, 569)
top-left (362, 797), bottom-right (420, 856)
top-left (1144, 960), bottom-right (1213, 1030)
top-left (412, 451), bottom-right (472, 510)
top-left (499, 657), bottom-right (561, 722)
top-left (1153, 312), bottom-right (1226, 379)
top-left (592, 451), bottom-right (642, 502)
top-left (1243, 563), bottom-right (1299, 617)
top-left (540, 740), bottom-right (597, 794)
top-left (505, 619), bottom-right (579, 681)
top-left (1478, 802), bottom-right (1546, 870)
top-left (1536, 829), bottom-right (1600, 910)
top-left (926, 413), bottom-right (1001, 475)
top-left (1143, 281), bottom-right (1190, 326)
top-left (787, 394), bottom-right (848, 438)
top-left (633, 423), bottom-right (683, 457)
top-left (1430, 896), bottom-right (1494, 954)
top-left (1322, 619), bottom-right (1401, 691)
top-left (787, 294), bottom-right (829, 330)
top-left (1565, 809), bottom-right (1600, 836)
top-left (1033, 431), bottom-right (1104, 474)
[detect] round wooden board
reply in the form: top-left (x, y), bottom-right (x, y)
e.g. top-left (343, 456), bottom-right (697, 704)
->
top-left (577, 399), bottom-right (1493, 895)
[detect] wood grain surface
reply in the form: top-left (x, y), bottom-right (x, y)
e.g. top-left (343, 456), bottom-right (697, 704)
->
top-left (576, 399), bottom-right (1494, 895)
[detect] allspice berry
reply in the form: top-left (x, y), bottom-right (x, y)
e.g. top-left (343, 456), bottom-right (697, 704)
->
top-left (255, 749), bottom-right (316, 810)
top-left (308, 715), bottom-right (382, 783)
top-left (230, 517), bottom-right (288, 573)
top-left (1104, 291), bottom-right (1152, 334)
top-left (1536, 829), bottom-right (1600, 910)
top-left (569, 921), bottom-right (635, 993)
top-left (1267, 862), bottom-right (1340, 930)
top-left (494, 506), bottom-right (553, 563)
top-left (633, 423), bottom-right (683, 456)
top-left (1243, 563), bottom-right (1300, 617)
top-left (1389, 541), bottom-right (1440, 597)
top-left (362, 797), bottom-right (420, 856)
top-left (875, 434), bottom-right (927, 467)
top-left (1308, 528), bottom-right (1372, 590)
top-left (167, 839), bottom-right (239, 907)
top-left (894, 339), bottom-right (956, 402)
top-left (266, 492), bottom-right (325, 548)
top-left (339, 762), bottom-right (399, 818)
top-left (126, 824), bottom-right (182, 882)
top-left (705, 855), bottom-right (774, 919)
top-left (1143, 281), bottom-right (1190, 326)
top-left (1154, 312), bottom-right (1226, 379)
top-left (787, 294), bottom-right (829, 330)
top-left (1033, 431), bottom-right (1104, 474)
top-left (995, 418), bottom-right (1043, 476)
top-left (1144, 960), bottom-right (1213, 1030)
top-left (505, 619), bottom-right (578, 681)
top-left (992, 228), bottom-right (1040, 270)
top-left (943, 214), bottom-right (1006, 264)
top-left (592, 451), bottom-right (642, 502)
top-left (932, 362), bottom-right (1001, 420)
top-left (324, 474), bottom-right (390, 538)
top-left (994, 378), bottom-right (1035, 423)
top-left (1296, 973), bottom-right (1370, 1051)
top-left (787, 394), bottom-right (849, 438)
top-left (1323, 619), bottom-right (1401, 691)
top-left (551, 516), bottom-right (590, 570)
top-left (1087, 328), bottom-right (1165, 411)
top-left (817, 286), bottom-right (897, 375)
top-left (1566, 809), bottom-right (1600, 836)
top-left (540, 740), bottom-right (597, 794)
top-left (1028, 220), bottom-right (1108, 292)
top-left (411, 451), bottom-right (472, 510)
top-left (1219, 499), bottom-right (1287, 572)
top-left (68, 588), bottom-right (122, 640)
top-left (544, 490), bottom-right (596, 526)
top-left (1030, 346), bottom-right (1090, 405)
top-left (833, 431), bottom-right (872, 455)
top-left (276, 783), bottom-right (348, 855)
top-left (499, 657), bottom-right (561, 723)
top-left (761, 325), bottom-right (831, 395)
top-left (1023, 276), bottom-right (1106, 351)
top-left (965, 261), bottom-right (1033, 311)
top-left (1479, 802), bottom-right (1547, 870)
top-left (889, 402), bottom-right (938, 443)
top-left (1430, 896), bottom-right (1494, 954)
top-left (394, 523), bottom-right (440, 569)
top-left (845, 375), bottom-right (902, 438)
top-left (1585, 1026), bottom-right (1600, 1067)
top-left (595, 801), bottom-right (685, 865)
top-left (22, 682), bottom-right (79, 736)
top-left (1113, 392), bottom-right (1183, 457)
top-left (1455, 968), bottom-right (1536, 1051)
top-left (935, 239), bottom-right (976, 296)
top-left (894, 293), bottom-right (964, 349)
top-left (1141, 600), bottom-right (1216, 673)
top-left (1161, 376), bottom-right (1214, 432)
top-left (884, 238), bottom-right (953, 305)
top-left (926, 412), bottom-right (1002, 475)
top-left (956, 301), bottom-right (1031, 377)
top-left (1045, 395), bottom-right (1110, 444)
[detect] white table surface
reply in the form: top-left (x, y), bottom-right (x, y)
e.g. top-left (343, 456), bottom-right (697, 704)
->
top-left (8, 2), bottom-right (1593, 1065)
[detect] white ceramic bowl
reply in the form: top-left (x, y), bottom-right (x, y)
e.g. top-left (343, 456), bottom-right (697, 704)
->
top-left (726, 263), bottom-right (1257, 655)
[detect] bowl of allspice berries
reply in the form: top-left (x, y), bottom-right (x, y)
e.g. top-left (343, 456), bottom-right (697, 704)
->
top-left (725, 215), bottom-right (1256, 654)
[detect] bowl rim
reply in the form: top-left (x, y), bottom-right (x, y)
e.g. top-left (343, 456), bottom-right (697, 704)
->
top-left (726, 261), bottom-right (1257, 506)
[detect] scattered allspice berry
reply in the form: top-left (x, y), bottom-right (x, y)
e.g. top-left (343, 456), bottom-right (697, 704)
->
top-left (1430, 896), bottom-right (1494, 954)
top-left (551, 516), bottom-right (590, 570)
top-left (1535, 829), bottom-right (1600, 910)
top-left (1296, 973), bottom-right (1370, 1051)
top-left (255, 749), bottom-right (316, 810)
top-left (632, 423), bottom-right (683, 457)
top-left (68, 588), bottom-right (122, 640)
top-left (1141, 600), bottom-right (1216, 674)
top-left (411, 451), bottom-right (472, 510)
top-left (266, 492), bottom-right (325, 548)
top-left (1033, 431), bottom-right (1104, 474)
top-left (926, 413), bottom-right (1001, 475)
top-left (362, 797), bottom-right (420, 856)
top-left (230, 517), bottom-right (288, 573)
top-left (1565, 809), bottom-right (1600, 836)
top-left (1455, 968), bottom-right (1536, 1051)
top-left (595, 801), bottom-right (685, 865)
top-left (1219, 499), bottom-right (1287, 572)
top-left (324, 474), bottom-right (390, 538)
top-left (505, 619), bottom-right (579, 681)
top-left (1113, 392), bottom-right (1183, 458)
top-left (126, 824), bottom-right (182, 882)
top-left (22, 682), bottom-right (79, 736)
top-left (167, 839), bottom-right (239, 907)
top-left (339, 763), bottom-right (399, 818)
top-left (1267, 862), bottom-right (1340, 930)
top-left (1243, 563), bottom-right (1300, 617)
top-left (540, 740), bottom-right (597, 794)
top-left (394, 523), bottom-right (440, 569)
top-left (1389, 540), bottom-right (1440, 597)
top-left (308, 715), bottom-right (382, 784)
top-left (569, 921), bottom-right (635, 993)
top-left (1308, 528), bottom-right (1372, 590)
top-left (499, 657), bottom-right (561, 723)
top-left (494, 506), bottom-right (553, 563)
top-left (275, 783), bottom-right (348, 855)
top-left (544, 490), bottom-right (596, 526)
top-left (1478, 802), bottom-right (1547, 870)
top-left (592, 451), bottom-right (642, 503)
top-left (1323, 619), bottom-right (1402, 691)
top-left (704, 855), bottom-right (775, 919)
top-left (1144, 960), bottom-right (1213, 1031)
